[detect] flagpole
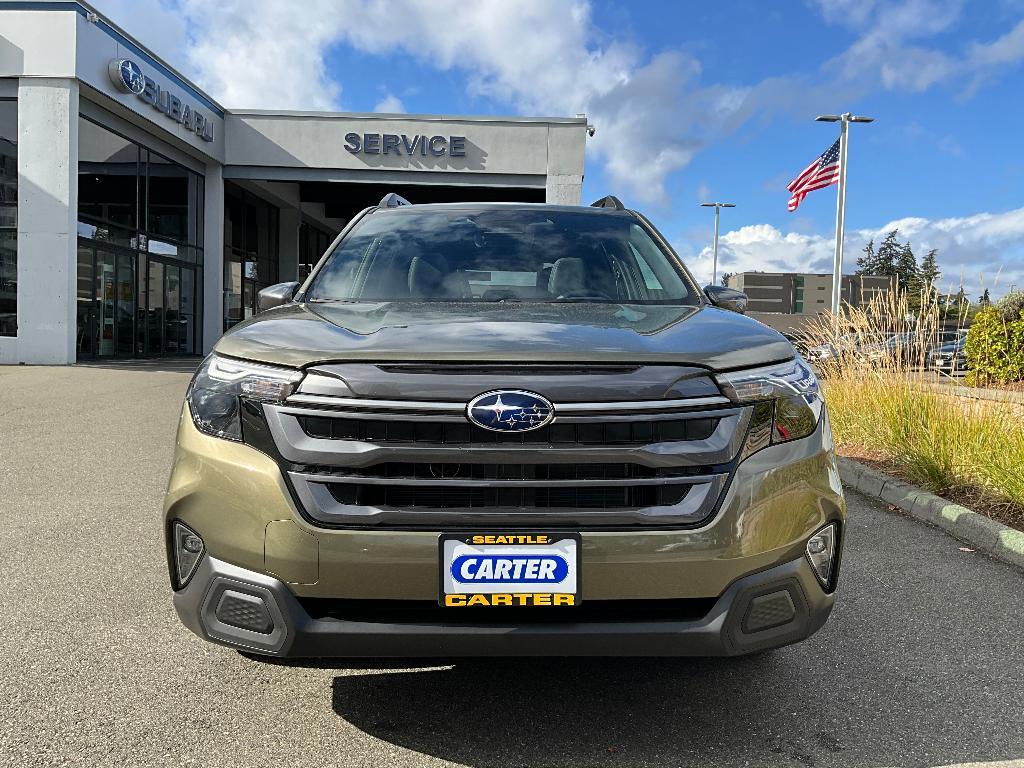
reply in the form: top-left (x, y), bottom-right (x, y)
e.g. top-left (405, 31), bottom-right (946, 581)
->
top-left (815, 112), bottom-right (874, 327)
top-left (831, 115), bottom-right (849, 319)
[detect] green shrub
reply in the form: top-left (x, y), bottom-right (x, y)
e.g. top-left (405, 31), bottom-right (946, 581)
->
top-left (995, 290), bottom-right (1024, 322)
top-left (965, 306), bottom-right (1024, 386)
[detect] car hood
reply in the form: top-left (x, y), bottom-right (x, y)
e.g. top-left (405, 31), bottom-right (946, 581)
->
top-left (213, 301), bottom-right (794, 371)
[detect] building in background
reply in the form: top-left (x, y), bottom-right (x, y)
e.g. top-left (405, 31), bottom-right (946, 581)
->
top-left (727, 272), bottom-right (893, 313)
top-left (0, 1), bottom-right (589, 364)
top-left (725, 272), bottom-right (894, 333)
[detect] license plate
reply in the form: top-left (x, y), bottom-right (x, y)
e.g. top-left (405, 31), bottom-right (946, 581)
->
top-left (439, 532), bottom-right (581, 607)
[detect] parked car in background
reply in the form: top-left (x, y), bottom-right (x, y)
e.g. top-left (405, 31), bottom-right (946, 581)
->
top-left (806, 333), bottom-right (865, 364)
top-left (927, 336), bottom-right (967, 376)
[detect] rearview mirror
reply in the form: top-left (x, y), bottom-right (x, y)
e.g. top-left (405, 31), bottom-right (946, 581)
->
top-left (704, 285), bottom-right (748, 314)
top-left (257, 281), bottom-right (300, 312)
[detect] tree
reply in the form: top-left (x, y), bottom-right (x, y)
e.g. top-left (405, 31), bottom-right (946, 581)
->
top-left (855, 239), bottom-right (876, 275)
top-left (720, 272), bottom-right (733, 287)
top-left (919, 249), bottom-right (941, 285)
top-left (979, 288), bottom-right (991, 306)
top-left (894, 241), bottom-right (919, 293)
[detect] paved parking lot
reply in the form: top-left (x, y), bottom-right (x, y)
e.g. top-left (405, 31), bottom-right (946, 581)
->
top-left (1, 364), bottom-right (1021, 768)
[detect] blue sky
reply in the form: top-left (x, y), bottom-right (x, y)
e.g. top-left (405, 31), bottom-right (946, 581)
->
top-left (98, 0), bottom-right (1024, 296)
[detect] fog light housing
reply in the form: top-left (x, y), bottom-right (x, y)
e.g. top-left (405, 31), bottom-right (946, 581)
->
top-left (805, 523), bottom-right (837, 589)
top-left (173, 522), bottom-right (205, 588)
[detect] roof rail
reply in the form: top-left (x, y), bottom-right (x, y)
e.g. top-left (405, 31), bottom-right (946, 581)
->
top-left (590, 195), bottom-right (625, 211)
top-left (379, 192), bottom-right (412, 208)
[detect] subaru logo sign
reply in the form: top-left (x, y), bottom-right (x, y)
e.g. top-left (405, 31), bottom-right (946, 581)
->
top-left (110, 58), bottom-right (145, 95)
top-left (466, 390), bottom-right (554, 433)
top-left (107, 58), bottom-right (215, 142)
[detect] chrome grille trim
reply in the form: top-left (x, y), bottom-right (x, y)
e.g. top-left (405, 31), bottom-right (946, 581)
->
top-left (291, 471), bottom-right (722, 488)
top-left (284, 393), bottom-right (731, 413)
top-left (263, 404), bottom-right (749, 469)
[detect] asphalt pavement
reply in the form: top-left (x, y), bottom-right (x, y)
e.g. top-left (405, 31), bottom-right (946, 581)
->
top-left (1, 364), bottom-right (1021, 768)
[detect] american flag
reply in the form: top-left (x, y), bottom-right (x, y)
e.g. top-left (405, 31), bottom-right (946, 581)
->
top-left (786, 139), bottom-right (840, 212)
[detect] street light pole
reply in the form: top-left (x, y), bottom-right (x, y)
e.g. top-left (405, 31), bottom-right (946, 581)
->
top-left (700, 202), bottom-right (736, 285)
top-left (815, 113), bottom-right (873, 319)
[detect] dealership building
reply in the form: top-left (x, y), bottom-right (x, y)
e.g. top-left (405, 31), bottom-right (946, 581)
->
top-left (0, 1), bottom-right (589, 364)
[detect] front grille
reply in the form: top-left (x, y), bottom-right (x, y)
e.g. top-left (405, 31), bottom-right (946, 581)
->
top-left (260, 369), bottom-right (749, 528)
top-left (297, 415), bottom-right (718, 445)
top-left (299, 597), bottom-right (718, 624)
top-left (328, 482), bottom-right (690, 510)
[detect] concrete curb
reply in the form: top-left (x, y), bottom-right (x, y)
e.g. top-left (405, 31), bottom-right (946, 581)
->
top-left (838, 456), bottom-right (1024, 571)
top-left (914, 380), bottom-right (1024, 406)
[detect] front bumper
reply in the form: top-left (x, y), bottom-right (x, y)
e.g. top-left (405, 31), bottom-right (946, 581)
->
top-left (173, 551), bottom-right (836, 658)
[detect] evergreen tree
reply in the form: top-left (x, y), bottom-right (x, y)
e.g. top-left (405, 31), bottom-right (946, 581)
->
top-left (979, 288), bottom-right (991, 306)
top-left (894, 241), bottom-right (919, 293)
top-left (915, 249), bottom-right (941, 308)
top-left (874, 230), bottom-right (902, 280)
top-left (855, 239), bottom-right (876, 275)
top-left (919, 249), bottom-right (941, 285)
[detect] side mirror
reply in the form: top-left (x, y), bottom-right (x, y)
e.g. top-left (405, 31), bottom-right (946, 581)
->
top-left (704, 285), bottom-right (748, 314)
top-left (257, 281), bottom-right (300, 312)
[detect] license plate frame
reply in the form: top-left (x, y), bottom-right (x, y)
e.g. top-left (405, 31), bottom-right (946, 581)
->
top-left (438, 531), bottom-right (581, 608)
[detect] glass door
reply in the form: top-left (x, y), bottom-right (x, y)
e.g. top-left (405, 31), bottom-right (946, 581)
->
top-left (76, 240), bottom-right (137, 358)
top-left (143, 256), bottom-right (197, 356)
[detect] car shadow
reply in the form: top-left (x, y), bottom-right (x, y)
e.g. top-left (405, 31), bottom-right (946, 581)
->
top-left (326, 654), bottom-right (822, 767)
top-left (323, 649), bottom-right (1023, 767)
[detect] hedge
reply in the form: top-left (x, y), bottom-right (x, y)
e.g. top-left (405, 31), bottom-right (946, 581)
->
top-left (965, 305), bottom-right (1024, 386)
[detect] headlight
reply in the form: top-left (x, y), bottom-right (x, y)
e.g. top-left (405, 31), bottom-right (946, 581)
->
top-left (716, 357), bottom-right (823, 456)
top-left (187, 354), bottom-right (303, 441)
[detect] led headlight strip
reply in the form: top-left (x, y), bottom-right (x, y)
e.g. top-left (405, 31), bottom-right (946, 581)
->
top-left (716, 357), bottom-right (823, 457)
top-left (187, 354), bottom-right (303, 441)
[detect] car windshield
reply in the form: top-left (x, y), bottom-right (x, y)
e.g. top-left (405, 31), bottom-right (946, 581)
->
top-left (307, 208), bottom-right (697, 304)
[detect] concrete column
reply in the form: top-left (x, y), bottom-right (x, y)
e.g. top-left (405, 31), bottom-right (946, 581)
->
top-left (545, 176), bottom-right (583, 205)
top-left (202, 162), bottom-right (224, 353)
top-left (278, 205), bottom-right (300, 283)
top-left (545, 123), bottom-right (586, 205)
top-left (13, 78), bottom-right (79, 364)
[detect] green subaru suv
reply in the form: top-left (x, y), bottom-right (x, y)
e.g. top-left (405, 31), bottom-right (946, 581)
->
top-left (164, 195), bottom-right (845, 657)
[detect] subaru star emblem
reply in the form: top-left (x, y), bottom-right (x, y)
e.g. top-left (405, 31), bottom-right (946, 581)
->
top-left (467, 390), bottom-right (555, 433)
top-left (109, 58), bottom-right (145, 95)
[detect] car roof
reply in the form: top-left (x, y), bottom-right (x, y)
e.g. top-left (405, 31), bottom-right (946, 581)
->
top-left (370, 201), bottom-right (635, 216)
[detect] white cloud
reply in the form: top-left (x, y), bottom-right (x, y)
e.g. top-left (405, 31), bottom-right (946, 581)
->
top-left (91, 0), bottom-right (806, 204)
top-left (684, 207), bottom-right (1024, 298)
top-left (820, 0), bottom-right (1024, 94)
top-left (373, 93), bottom-right (406, 113)
top-left (87, 0), bottom-right (1024, 209)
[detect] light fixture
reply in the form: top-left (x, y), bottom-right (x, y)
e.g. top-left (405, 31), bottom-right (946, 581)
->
top-left (805, 523), bottom-right (837, 589)
top-left (173, 522), bottom-right (205, 588)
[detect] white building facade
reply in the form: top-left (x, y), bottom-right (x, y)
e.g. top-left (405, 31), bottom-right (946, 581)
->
top-left (0, 1), bottom-right (589, 363)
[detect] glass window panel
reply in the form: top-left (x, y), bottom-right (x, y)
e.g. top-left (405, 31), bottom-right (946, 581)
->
top-left (78, 117), bottom-right (138, 230)
top-left (0, 100), bottom-right (16, 337)
top-left (95, 249), bottom-right (116, 357)
top-left (77, 218), bottom-right (139, 250)
top-left (115, 253), bottom-right (135, 356)
top-left (225, 256), bottom-right (243, 329)
top-left (180, 268), bottom-right (195, 355)
top-left (147, 259), bottom-right (165, 355)
top-left (164, 263), bottom-right (181, 354)
top-left (146, 151), bottom-right (190, 243)
top-left (147, 237), bottom-right (186, 259)
top-left (76, 245), bottom-right (96, 357)
top-left (243, 278), bottom-right (255, 321)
